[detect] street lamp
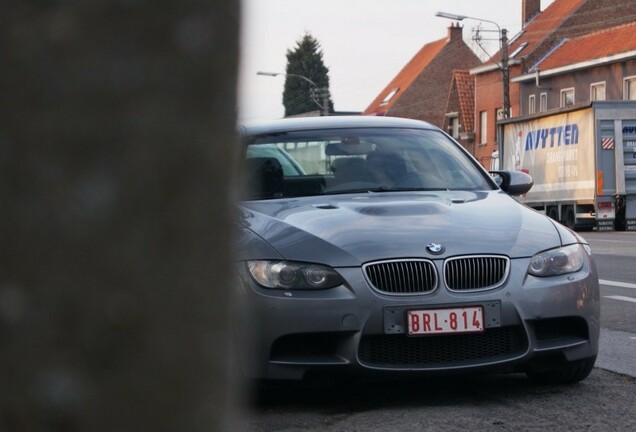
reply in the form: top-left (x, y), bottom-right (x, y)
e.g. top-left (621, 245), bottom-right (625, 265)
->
top-left (256, 71), bottom-right (329, 116)
top-left (435, 12), bottom-right (510, 119)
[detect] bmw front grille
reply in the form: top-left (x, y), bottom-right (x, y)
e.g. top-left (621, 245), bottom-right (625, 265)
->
top-left (445, 255), bottom-right (510, 292)
top-left (363, 255), bottom-right (509, 294)
top-left (363, 259), bottom-right (437, 295)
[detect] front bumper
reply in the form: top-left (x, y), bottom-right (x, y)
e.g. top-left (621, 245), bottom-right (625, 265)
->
top-left (236, 257), bottom-right (600, 381)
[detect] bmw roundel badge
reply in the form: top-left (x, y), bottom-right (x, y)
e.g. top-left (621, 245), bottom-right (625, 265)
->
top-left (425, 242), bottom-right (445, 255)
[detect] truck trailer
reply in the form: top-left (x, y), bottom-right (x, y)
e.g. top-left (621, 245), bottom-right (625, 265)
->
top-left (497, 101), bottom-right (636, 231)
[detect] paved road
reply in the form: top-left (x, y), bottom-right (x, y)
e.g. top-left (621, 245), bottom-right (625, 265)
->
top-left (582, 232), bottom-right (636, 378)
top-left (241, 368), bottom-right (635, 431)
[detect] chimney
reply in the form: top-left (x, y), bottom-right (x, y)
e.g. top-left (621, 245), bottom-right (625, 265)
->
top-left (448, 22), bottom-right (463, 41)
top-left (522, 0), bottom-right (541, 26)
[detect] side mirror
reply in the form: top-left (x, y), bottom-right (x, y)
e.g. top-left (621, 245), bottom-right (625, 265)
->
top-left (490, 170), bottom-right (533, 196)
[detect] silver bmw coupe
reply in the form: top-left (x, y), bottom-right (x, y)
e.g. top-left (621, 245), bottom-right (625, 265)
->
top-left (236, 115), bottom-right (599, 385)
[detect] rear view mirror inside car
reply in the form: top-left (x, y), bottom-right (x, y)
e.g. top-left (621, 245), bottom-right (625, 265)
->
top-left (325, 139), bottom-right (371, 155)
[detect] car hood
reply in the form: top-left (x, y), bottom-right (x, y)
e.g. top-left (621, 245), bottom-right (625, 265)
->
top-left (238, 191), bottom-right (565, 267)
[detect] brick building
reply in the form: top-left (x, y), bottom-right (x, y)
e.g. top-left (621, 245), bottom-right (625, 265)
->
top-left (513, 21), bottom-right (636, 113)
top-left (443, 70), bottom-right (476, 153)
top-left (362, 0), bottom-right (636, 168)
top-left (472, 0), bottom-right (636, 167)
top-left (363, 24), bottom-right (482, 130)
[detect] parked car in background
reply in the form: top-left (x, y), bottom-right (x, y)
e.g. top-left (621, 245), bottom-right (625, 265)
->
top-left (235, 116), bottom-right (600, 385)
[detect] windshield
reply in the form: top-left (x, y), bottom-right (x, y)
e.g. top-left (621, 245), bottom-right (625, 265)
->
top-left (242, 127), bottom-right (495, 200)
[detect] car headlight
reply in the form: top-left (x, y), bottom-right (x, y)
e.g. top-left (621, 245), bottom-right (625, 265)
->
top-left (247, 260), bottom-right (343, 289)
top-left (527, 244), bottom-right (585, 277)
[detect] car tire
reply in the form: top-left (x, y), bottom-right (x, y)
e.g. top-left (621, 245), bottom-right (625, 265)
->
top-left (526, 355), bottom-right (596, 385)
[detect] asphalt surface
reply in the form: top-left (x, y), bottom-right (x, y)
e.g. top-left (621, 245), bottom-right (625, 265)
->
top-left (241, 369), bottom-right (636, 431)
top-left (585, 233), bottom-right (636, 378)
top-left (597, 328), bottom-right (636, 377)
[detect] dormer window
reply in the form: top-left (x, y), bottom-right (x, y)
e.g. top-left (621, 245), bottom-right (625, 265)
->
top-left (380, 88), bottom-right (399, 105)
top-left (509, 42), bottom-right (528, 58)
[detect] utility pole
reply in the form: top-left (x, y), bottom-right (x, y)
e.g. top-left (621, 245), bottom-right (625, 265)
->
top-left (435, 12), bottom-right (510, 118)
top-left (321, 88), bottom-right (330, 116)
top-left (501, 28), bottom-right (510, 118)
top-left (258, 71), bottom-right (329, 116)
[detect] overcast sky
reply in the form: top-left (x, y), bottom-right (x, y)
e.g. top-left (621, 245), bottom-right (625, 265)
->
top-left (238, 0), bottom-right (556, 122)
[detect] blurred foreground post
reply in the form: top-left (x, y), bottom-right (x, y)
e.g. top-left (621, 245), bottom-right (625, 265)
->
top-left (0, 0), bottom-right (239, 430)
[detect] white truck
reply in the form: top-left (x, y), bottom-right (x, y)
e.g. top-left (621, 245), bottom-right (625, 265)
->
top-left (497, 101), bottom-right (636, 231)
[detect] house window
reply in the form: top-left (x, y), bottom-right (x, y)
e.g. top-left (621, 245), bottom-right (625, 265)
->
top-left (528, 94), bottom-right (536, 115)
top-left (540, 93), bottom-right (548, 112)
top-left (449, 116), bottom-right (460, 139)
top-left (380, 88), bottom-right (399, 105)
top-left (560, 88), bottom-right (575, 107)
top-left (509, 42), bottom-right (528, 59)
top-left (624, 76), bottom-right (636, 100)
top-left (479, 111), bottom-right (487, 145)
top-left (495, 109), bottom-right (506, 142)
top-left (591, 82), bottom-right (606, 101)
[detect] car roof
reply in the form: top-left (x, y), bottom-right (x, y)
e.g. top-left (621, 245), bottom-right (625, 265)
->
top-left (239, 115), bottom-right (439, 137)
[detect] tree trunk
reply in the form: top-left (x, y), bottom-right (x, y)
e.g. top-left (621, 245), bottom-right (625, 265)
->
top-left (0, 1), bottom-right (240, 430)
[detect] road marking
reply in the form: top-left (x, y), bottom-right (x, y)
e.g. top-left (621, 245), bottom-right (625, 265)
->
top-left (599, 279), bottom-right (636, 289)
top-left (590, 239), bottom-right (635, 244)
top-left (604, 295), bottom-right (636, 303)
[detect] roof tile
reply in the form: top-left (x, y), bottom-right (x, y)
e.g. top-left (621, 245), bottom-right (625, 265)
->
top-left (536, 21), bottom-right (636, 70)
top-left (363, 37), bottom-right (447, 115)
top-left (454, 71), bottom-right (475, 133)
top-left (489, 0), bottom-right (587, 66)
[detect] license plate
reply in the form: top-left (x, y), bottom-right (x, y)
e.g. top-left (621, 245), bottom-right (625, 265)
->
top-left (407, 306), bottom-right (484, 336)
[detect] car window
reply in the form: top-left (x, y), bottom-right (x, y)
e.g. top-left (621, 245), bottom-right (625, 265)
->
top-left (243, 127), bottom-right (495, 199)
top-left (245, 144), bottom-right (305, 176)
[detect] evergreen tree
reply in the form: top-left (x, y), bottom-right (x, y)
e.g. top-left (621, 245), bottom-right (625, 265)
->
top-left (283, 33), bottom-right (334, 117)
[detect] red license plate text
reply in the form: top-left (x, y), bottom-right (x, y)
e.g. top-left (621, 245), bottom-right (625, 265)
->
top-left (407, 306), bottom-right (484, 336)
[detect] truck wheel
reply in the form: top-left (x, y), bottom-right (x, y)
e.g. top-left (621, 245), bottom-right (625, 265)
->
top-left (563, 207), bottom-right (576, 230)
top-left (615, 202), bottom-right (626, 231)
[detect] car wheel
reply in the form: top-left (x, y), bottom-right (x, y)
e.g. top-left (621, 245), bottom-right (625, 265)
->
top-left (526, 355), bottom-right (596, 385)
